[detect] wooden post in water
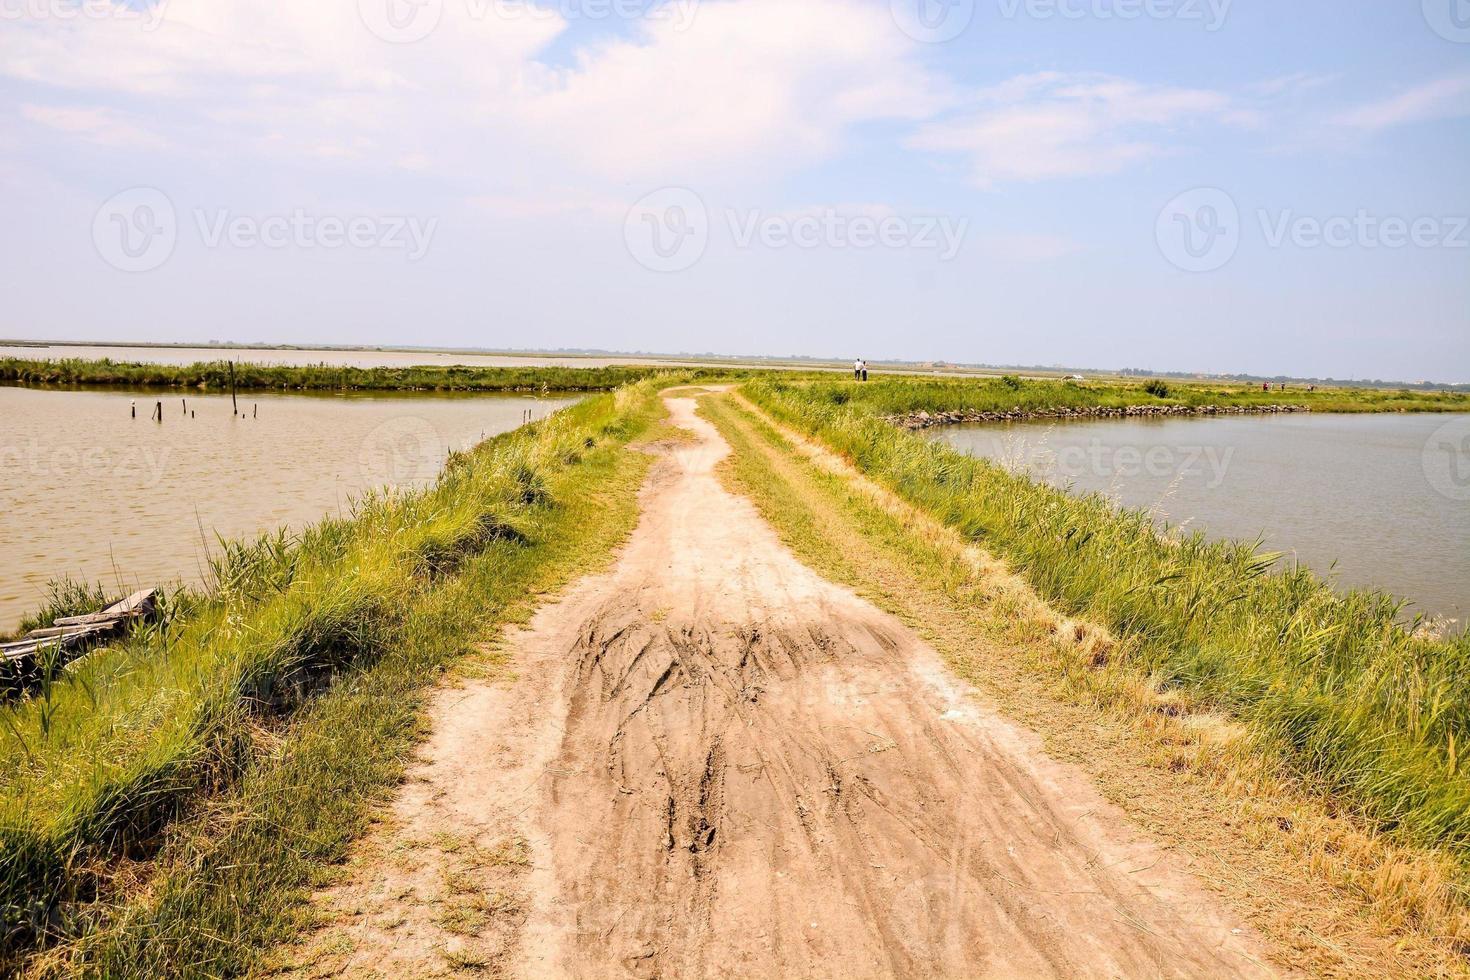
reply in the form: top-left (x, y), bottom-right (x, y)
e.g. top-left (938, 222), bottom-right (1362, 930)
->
top-left (154, 401), bottom-right (162, 423)
top-left (228, 360), bottom-right (238, 416)
top-left (253, 404), bottom-right (257, 419)
top-left (131, 400), bottom-right (136, 419)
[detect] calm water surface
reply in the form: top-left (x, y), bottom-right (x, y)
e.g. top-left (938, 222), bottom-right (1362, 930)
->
top-left (0, 344), bottom-right (976, 378)
top-left (0, 386), bottom-right (576, 630)
top-left (0, 344), bottom-right (714, 370)
top-left (926, 413), bottom-right (1470, 628)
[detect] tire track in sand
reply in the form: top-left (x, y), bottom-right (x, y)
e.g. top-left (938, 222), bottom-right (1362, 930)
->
top-left (300, 392), bottom-right (1278, 979)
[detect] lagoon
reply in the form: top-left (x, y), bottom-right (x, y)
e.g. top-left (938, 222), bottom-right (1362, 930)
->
top-left (0, 343), bottom-right (707, 371)
top-left (926, 412), bottom-right (1470, 629)
top-left (0, 385), bottom-right (576, 630)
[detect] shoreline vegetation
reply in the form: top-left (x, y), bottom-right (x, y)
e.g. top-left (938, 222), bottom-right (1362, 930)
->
top-left (744, 376), bottom-right (1470, 862)
top-left (828, 375), bottom-right (1470, 428)
top-left (5, 340), bottom-right (1466, 392)
top-left (0, 357), bottom-right (719, 394)
top-left (0, 375), bottom-right (675, 974)
top-left (891, 402), bottom-right (1314, 429)
top-left (7, 356), bottom-right (1470, 410)
top-left (6, 354), bottom-right (1469, 414)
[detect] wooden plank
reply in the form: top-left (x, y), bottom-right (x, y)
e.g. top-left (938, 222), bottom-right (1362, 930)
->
top-left (112, 588), bottom-right (157, 613)
top-left (2, 590), bottom-right (157, 689)
top-left (24, 626), bottom-right (86, 640)
top-left (4, 622), bottom-right (117, 662)
top-left (52, 589), bottom-right (156, 627)
top-left (1, 629), bottom-right (108, 663)
top-left (24, 621), bottom-right (115, 640)
top-left (1, 639), bottom-right (55, 662)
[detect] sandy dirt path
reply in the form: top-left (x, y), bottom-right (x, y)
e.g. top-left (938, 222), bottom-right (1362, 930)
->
top-left (300, 393), bottom-right (1277, 979)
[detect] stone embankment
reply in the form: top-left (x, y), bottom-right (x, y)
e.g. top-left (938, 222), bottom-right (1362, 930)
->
top-left (889, 404), bottom-right (1310, 431)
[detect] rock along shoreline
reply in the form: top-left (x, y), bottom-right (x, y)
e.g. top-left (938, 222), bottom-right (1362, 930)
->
top-left (888, 403), bottom-right (1311, 431)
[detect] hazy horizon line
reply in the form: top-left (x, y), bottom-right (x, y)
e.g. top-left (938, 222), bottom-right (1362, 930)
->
top-left (2, 336), bottom-right (1466, 390)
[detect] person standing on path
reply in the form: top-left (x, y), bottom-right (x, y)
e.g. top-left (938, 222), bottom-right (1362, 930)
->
top-left (854, 358), bottom-right (863, 381)
top-left (861, 359), bottom-right (869, 382)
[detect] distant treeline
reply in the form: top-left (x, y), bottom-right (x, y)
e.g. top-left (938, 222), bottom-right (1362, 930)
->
top-left (0, 357), bottom-right (729, 393)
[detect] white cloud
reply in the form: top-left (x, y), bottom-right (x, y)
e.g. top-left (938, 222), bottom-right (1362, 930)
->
top-left (494, 0), bottom-right (945, 181)
top-left (908, 72), bottom-right (1240, 186)
top-left (1330, 74), bottom-right (1470, 131)
top-left (19, 103), bottom-right (165, 148)
top-left (0, 0), bottom-right (943, 187)
top-left (1245, 72), bottom-right (1339, 99)
top-left (0, 2), bottom-right (557, 95)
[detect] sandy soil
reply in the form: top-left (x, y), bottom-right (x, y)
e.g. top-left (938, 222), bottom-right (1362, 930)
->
top-left (294, 394), bottom-right (1278, 979)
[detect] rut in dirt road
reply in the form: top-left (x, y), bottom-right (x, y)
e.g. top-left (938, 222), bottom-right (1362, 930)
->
top-left (307, 392), bottom-right (1277, 979)
top-left (517, 394), bottom-right (1272, 978)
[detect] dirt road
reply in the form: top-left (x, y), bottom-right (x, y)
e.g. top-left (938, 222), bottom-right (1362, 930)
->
top-left (303, 392), bottom-right (1276, 978)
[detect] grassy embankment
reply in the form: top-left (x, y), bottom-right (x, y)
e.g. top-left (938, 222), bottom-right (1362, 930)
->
top-left (744, 377), bottom-right (1470, 858)
top-left (830, 374), bottom-right (1470, 420)
top-left (701, 388), bottom-right (1470, 972)
top-left (0, 374), bottom-right (676, 977)
top-left (0, 356), bottom-right (734, 393)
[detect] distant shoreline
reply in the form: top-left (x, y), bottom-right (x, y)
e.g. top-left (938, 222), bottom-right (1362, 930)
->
top-left (4, 338), bottom-right (1464, 391)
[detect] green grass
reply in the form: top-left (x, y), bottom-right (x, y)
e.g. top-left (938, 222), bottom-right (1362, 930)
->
top-left (744, 377), bottom-right (1470, 861)
top-left (0, 356), bottom-right (729, 393)
top-left (795, 374), bottom-right (1470, 419)
top-left (0, 377), bottom-right (669, 975)
top-left (9, 582), bottom-right (112, 642)
top-left (9, 357), bottom-right (1464, 413)
top-left (701, 390), bottom-right (1470, 973)
top-left (8, 366), bottom-right (1468, 974)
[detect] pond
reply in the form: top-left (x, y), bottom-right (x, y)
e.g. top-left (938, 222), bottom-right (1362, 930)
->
top-left (0, 343), bottom-right (705, 370)
top-left (0, 385), bottom-right (577, 631)
top-left (925, 413), bottom-right (1470, 630)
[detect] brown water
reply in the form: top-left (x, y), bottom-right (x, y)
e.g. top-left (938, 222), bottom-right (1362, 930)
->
top-left (0, 343), bottom-right (693, 370)
top-left (926, 413), bottom-right (1470, 629)
top-left (0, 385), bottom-right (577, 631)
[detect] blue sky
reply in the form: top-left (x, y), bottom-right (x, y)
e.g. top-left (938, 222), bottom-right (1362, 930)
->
top-left (1, 0), bottom-right (1467, 381)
